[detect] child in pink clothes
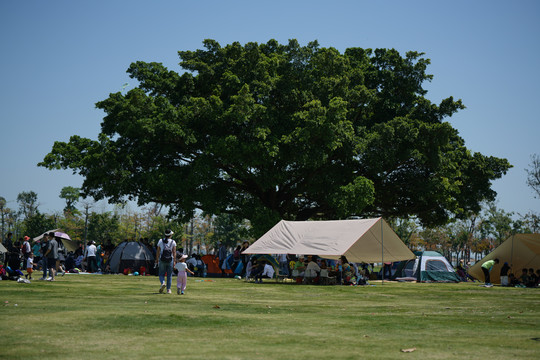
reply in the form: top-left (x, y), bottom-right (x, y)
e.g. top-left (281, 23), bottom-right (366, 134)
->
top-left (175, 254), bottom-right (195, 295)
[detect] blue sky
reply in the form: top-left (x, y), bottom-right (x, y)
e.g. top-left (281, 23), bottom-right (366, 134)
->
top-left (1, 0), bottom-right (539, 218)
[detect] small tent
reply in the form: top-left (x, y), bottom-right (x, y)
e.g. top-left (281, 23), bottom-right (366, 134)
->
top-left (108, 241), bottom-right (154, 274)
top-left (243, 218), bottom-right (415, 263)
top-left (394, 251), bottom-right (460, 282)
top-left (469, 234), bottom-right (540, 284)
top-left (201, 254), bottom-right (232, 276)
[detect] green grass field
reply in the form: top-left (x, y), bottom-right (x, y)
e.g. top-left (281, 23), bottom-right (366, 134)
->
top-left (1, 273), bottom-right (539, 360)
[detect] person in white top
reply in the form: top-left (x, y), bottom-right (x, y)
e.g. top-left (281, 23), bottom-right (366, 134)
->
top-left (262, 263), bottom-right (275, 278)
top-left (174, 254), bottom-right (194, 295)
top-left (84, 241), bottom-right (98, 273)
top-left (155, 229), bottom-right (177, 294)
top-left (253, 260), bottom-right (275, 283)
top-left (304, 256), bottom-right (321, 283)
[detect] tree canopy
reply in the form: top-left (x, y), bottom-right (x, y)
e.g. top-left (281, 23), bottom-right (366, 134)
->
top-left (39, 39), bottom-right (511, 236)
top-left (60, 186), bottom-right (81, 213)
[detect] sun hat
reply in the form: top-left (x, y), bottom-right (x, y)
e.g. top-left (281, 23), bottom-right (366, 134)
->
top-left (181, 254), bottom-right (188, 259)
top-left (165, 229), bottom-right (174, 236)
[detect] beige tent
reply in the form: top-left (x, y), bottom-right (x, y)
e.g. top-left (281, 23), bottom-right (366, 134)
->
top-left (469, 234), bottom-right (540, 284)
top-left (243, 218), bottom-right (415, 263)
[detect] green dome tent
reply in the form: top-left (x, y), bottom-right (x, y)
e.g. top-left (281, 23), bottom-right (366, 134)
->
top-left (394, 251), bottom-right (460, 282)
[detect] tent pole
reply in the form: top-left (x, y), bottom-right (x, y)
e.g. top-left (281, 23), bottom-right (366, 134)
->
top-left (381, 218), bottom-right (384, 285)
top-left (511, 233), bottom-right (514, 268)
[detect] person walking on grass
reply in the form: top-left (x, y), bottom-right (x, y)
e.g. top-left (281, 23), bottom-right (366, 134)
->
top-left (175, 254), bottom-right (194, 295)
top-left (481, 258), bottom-right (499, 286)
top-left (155, 229), bottom-right (176, 294)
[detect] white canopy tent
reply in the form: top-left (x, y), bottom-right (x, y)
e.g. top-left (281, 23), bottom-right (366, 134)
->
top-left (243, 218), bottom-right (415, 263)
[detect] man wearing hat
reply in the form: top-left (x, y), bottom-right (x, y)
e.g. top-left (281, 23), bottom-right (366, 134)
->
top-left (155, 229), bottom-right (177, 294)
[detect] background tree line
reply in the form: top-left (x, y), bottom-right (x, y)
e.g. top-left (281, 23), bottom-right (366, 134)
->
top-left (1, 187), bottom-right (538, 265)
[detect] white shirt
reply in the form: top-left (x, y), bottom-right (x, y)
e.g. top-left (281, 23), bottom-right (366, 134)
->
top-left (305, 261), bottom-right (321, 278)
top-left (186, 257), bottom-right (197, 267)
top-left (157, 239), bottom-right (176, 262)
top-left (262, 264), bottom-right (275, 278)
top-left (86, 244), bottom-right (97, 257)
top-left (157, 239), bottom-right (177, 252)
top-left (175, 262), bottom-right (188, 273)
top-left (22, 241), bottom-right (31, 254)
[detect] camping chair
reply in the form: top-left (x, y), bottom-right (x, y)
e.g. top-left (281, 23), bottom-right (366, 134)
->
top-left (303, 268), bottom-right (319, 285)
top-left (319, 268), bottom-right (336, 285)
top-left (292, 269), bottom-right (304, 284)
top-left (275, 270), bottom-right (288, 283)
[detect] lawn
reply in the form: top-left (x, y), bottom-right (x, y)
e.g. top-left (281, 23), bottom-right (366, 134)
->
top-left (1, 274), bottom-right (539, 360)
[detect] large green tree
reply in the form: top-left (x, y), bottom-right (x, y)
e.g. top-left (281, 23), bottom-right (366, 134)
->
top-left (39, 39), bottom-right (511, 236)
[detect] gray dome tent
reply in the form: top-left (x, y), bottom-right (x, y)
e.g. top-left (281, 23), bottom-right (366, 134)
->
top-left (108, 241), bottom-right (154, 274)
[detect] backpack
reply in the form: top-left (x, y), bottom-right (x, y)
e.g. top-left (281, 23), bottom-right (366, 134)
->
top-left (160, 239), bottom-right (173, 262)
top-left (22, 241), bottom-right (31, 256)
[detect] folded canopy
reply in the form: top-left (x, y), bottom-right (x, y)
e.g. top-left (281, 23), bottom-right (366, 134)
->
top-left (243, 218), bottom-right (415, 263)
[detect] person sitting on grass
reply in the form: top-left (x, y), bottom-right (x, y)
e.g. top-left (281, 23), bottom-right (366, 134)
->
top-left (186, 254), bottom-right (197, 274)
top-left (508, 272), bottom-right (518, 287)
top-left (456, 260), bottom-right (468, 282)
top-left (518, 268), bottom-right (529, 286)
top-left (259, 261), bottom-right (275, 283)
top-left (252, 260), bottom-right (275, 283)
top-left (526, 268), bottom-right (537, 288)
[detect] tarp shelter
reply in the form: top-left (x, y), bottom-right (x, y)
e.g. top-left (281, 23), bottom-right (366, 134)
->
top-left (469, 234), bottom-right (540, 284)
top-left (394, 251), bottom-right (461, 282)
top-left (243, 218), bottom-right (415, 263)
top-left (108, 241), bottom-right (154, 274)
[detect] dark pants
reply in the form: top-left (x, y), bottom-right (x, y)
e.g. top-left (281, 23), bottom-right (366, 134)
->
top-left (252, 266), bottom-right (264, 282)
top-left (42, 257), bottom-right (49, 278)
top-left (87, 256), bottom-right (97, 273)
top-left (482, 267), bottom-right (490, 284)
